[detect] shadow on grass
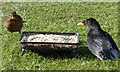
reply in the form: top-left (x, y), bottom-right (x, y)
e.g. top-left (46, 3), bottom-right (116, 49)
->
top-left (74, 46), bottom-right (96, 59)
top-left (23, 40), bottom-right (96, 60)
top-left (29, 48), bottom-right (95, 60)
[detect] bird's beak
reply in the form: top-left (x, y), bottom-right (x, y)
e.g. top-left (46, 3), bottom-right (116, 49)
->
top-left (77, 22), bottom-right (84, 26)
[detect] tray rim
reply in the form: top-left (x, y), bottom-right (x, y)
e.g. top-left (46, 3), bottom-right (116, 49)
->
top-left (19, 31), bottom-right (80, 45)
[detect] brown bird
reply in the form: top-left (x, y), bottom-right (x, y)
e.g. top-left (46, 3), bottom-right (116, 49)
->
top-left (4, 11), bottom-right (25, 34)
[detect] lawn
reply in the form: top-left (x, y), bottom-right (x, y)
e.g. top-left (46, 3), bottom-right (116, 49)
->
top-left (1, 2), bottom-right (120, 70)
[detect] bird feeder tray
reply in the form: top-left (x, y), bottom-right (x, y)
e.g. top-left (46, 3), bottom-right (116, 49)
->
top-left (19, 31), bottom-right (79, 52)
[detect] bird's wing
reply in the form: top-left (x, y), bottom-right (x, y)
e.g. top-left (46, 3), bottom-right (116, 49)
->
top-left (87, 32), bottom-right (104, 60)
top-left (16, 15), bottom-right (23, 21)
top-left (87, 31), bottom-right (120, 60)
top-left (104, 32), bottom-right (119, 51)
top-left (102, 32), bottom-right (120, 59)
top-left (17, 15), bottom-right (26, 22)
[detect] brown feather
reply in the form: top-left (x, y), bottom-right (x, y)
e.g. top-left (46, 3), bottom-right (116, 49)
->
top-left (4, 11), bottom-right (24, 34)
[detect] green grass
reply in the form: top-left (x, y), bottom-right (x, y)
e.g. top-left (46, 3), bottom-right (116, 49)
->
top-left (1, 2), bottom-right (120, 70)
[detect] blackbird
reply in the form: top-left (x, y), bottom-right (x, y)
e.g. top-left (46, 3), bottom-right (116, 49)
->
top-left (77, 18), bottom-right (120, 60)
top-left (4, 11), bottom-right (25, 34)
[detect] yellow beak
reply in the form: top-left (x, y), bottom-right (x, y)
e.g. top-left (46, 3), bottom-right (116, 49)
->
top-left (77, 22), bottom-right (84, 26)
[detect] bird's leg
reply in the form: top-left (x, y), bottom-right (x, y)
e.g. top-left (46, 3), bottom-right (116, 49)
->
top-left (99, 51), bottom-right (106, 60)
top-left (10, 32), bottom-right (13, 39)
top-left (19, 30), bottom-right (21, 34)
top-left (23, 21), bottom-right (26, 23)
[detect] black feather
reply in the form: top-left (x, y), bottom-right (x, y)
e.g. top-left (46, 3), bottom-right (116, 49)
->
top-left (83, 18), bottom-right (120, 60)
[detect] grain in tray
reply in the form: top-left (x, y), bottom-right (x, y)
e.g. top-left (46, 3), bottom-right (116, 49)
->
top-left (21, 34), bottom-right (78, 43)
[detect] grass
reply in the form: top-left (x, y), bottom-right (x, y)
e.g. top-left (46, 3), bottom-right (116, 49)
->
top-left (1, 2), bottom-right (120, 70)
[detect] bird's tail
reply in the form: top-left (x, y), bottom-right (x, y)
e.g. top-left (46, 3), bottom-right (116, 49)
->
top-left (107, 49), bottom-right (120, 60)
top-left (112, 49), bottom-right (120, 57)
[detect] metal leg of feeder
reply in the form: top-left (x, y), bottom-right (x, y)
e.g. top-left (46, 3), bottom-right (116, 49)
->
top-left (21, 48), bottom-right (25, 56)
top-left (72, 49), bottom-right (76, 57)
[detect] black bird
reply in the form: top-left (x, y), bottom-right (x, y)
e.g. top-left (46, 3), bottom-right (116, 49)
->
top-left (77, 18), bottom-right (120, 60)
top-left (4, 11), bottom-right (25, 34)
